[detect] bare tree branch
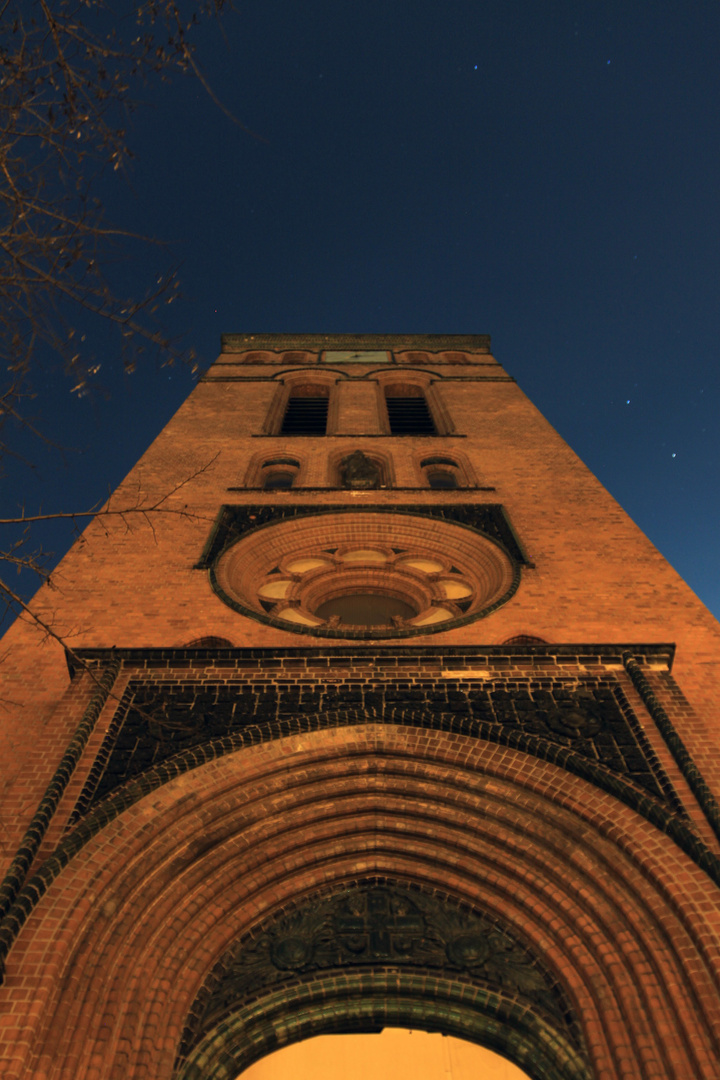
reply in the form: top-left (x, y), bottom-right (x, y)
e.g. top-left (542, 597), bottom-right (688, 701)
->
top-left (0, 2), bottom-right (246, 653)
top-left (0, 453), bottom-right (220, 643)
top-left (0, 453), bottom-right (220, 524)
top-left (0, 0), bottom-right (241, 426)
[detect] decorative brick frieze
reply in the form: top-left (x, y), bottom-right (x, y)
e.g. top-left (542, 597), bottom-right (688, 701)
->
top-left (177, 879), bottom-right (588, 1077)
top-left (73, 669), bottom-right (681, 817)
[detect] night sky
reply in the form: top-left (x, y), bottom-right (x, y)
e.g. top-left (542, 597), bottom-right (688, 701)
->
top-left (3, 1), bottom-right (720, 623)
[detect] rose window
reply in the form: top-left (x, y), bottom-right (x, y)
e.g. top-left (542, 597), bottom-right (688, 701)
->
top-left (211, 512), bottom-right (518, 638)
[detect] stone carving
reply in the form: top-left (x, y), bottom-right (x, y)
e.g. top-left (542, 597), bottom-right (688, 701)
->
top-left (339, 450), bottom-right (382, 489)
top-left (208, 885), bottom-right (560, 1018)
top-left (177, 883), bottom-right (588, 1070)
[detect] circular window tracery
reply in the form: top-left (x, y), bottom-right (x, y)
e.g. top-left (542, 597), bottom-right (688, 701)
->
top-left (316, 593), bottom-right (417, 626)
top-left (211, 512), bottom-right (518, 638)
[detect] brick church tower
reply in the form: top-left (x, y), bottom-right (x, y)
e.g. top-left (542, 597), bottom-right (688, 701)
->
top-left (1, 334), bottom-right (720, 1080)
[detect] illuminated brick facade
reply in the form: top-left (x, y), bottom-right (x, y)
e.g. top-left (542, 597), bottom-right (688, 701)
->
top-left (1, 334), bottom-right (719, 1079)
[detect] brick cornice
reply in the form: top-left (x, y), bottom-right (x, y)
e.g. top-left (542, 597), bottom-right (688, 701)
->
top-left (221, 333), bottom-right (492, 352)
top-left (66, 643), bottom-right (676, 675)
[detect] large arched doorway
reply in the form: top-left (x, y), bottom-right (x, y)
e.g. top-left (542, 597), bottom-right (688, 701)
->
top-left (175, 881), bottom-right (591, 1080)
top-left (241, 1029), bottom-right (533, 1080)
top-left (12, 723), bottom-right (720, 1079)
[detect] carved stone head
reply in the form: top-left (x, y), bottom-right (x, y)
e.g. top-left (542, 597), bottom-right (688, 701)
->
top-left (340, 450), bottom-right (381, 489)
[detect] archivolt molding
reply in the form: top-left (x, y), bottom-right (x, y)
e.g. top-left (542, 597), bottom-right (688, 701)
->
top-left (180, 973), bottom-right (591, 1080)
top-left (176, 878), bottom-right (589, 1080)
top-left (370, 367), bottom-right (441, 388)
top-left (268, 366), bottom-right (351, 381)
top-left (8, 730), bottom-right (720, 1079)
top-left (268, 366), bottom-right (453, 381)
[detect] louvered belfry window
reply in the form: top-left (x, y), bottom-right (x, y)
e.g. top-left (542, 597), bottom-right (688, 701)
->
top-left (280, 392), bottom-right (329, 435)
top-left (385, 390), bottom-right (436, 435)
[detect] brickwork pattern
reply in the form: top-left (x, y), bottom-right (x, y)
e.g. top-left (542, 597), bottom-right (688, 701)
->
top-left (74, 665), bottom-right (680, 816)
top-left (3, 724), bottom-right (720, 1079)
top-left (2, 339), bottom-right (720, 1079)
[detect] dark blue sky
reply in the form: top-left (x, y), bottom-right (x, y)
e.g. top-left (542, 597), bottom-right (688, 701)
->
top-left (4, 0), bottom-right (720, 621)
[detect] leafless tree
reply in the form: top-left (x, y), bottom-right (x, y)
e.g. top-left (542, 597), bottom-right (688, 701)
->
top-left (0, 0), bottom-right (234, 404)
top-left (0, 0), bottom-right (237, 638)
top-left (0, 453), bottom-right (220, 654)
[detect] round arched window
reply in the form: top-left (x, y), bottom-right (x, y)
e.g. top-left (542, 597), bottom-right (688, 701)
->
top-left (211, 512), bottom-right (518, 638)
top-left (420, 456), bottom-right (461, 489)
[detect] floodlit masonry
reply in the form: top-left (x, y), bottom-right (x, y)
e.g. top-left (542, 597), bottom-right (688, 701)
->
top-left (1, 333), bottom-right (720, 1080)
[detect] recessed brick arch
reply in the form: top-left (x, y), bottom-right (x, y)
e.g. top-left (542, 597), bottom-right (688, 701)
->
top-left (413, 449), bottom-right (480, 488)
top-left (176, 876), bottom-right (589, 1080)
top-left (268, 367), bottom-right (351, 381)
top-left (263, 371), bottom-right (340, 435)
top-left (364, 365), bottom-right (448, 381)
top-left (10, 728), bottom-right (720, 1080)
top-left (241, 450), bottom-right (308, 488)
top-left (177, 970), bottom-right (590, 1080)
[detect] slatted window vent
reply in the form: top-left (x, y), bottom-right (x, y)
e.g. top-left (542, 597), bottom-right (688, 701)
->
top-left (385, 396), bottom-right (436, 435)
top-left (280, 397), bottom-right (329, 435)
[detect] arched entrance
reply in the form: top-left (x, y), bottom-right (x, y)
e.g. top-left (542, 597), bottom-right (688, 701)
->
top-left (241, 1029), bottom-right (533, 1080)
top-left (175, 881), bottom-right (591, 1080)
top-left (10, 723), bottom-right (720, 1079)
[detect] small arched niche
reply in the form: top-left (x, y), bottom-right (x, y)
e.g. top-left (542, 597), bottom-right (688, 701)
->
top-left (261, 457), bottom-right (300, 490)
top-left (239, 1029), bottom-right (533, 1080)
top-left (420, 456), bottom-right (462, 489)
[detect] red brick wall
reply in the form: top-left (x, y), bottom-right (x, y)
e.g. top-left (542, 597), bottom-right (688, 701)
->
top-left (6, 725), bottom-right (720, 1078)
top-left (1, 337), bottom-right (719, 1078)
